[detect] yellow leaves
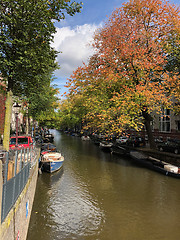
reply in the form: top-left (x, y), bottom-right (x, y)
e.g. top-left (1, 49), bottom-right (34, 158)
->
top-left (58, 0), bottom-right (180, 132)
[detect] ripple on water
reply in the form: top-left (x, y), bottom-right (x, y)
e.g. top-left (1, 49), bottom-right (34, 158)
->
top-left (44, 170), bottom-right (106, 238)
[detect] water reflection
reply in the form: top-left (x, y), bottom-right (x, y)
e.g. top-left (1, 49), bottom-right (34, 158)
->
top-left (50, 175), bottom-right (105, 238)
top-left (27, 131), bottom-right (180, 240)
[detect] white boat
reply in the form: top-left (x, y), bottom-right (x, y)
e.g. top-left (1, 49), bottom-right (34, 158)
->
top-left (99, 141), bottom-right (113, 152)
top-left (41, 152), bottom-right (64, 173)
top-left (81, 135), bottom-right (90, 141)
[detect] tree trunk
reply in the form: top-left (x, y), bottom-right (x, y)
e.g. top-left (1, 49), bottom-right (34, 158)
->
top-left (3, 90), bottom-right (13, 151)
top-left (142, 110), bottom-right (156, 150)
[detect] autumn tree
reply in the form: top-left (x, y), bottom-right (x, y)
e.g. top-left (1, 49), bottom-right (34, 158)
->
top-left (66, 0), bottom-right (180, 149)
top-left (0, 0), bottom-right (82, 150)
top-left (165, 26), bottom-right (180, 114)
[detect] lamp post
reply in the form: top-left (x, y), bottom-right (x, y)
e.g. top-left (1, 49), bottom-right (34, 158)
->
top-left (25, 105), bottom-right (29, 135)
top-left (14, 102), bottom-right (21, 146)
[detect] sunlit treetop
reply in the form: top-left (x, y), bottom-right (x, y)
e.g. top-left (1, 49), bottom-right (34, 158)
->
top-left (64, 0), bottom-right (180, 142)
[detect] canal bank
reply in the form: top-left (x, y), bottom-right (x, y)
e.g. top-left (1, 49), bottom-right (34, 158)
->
top-left (132, 144), bottom-right (180, 167)
top-left (0, 147), bottom-right (40, 240)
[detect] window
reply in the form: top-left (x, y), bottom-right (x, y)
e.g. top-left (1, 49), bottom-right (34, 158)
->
top-left (18, 137), bottom-right (28, 144)
top-left (10, 138), bottom-right (16, 144)
top-left (150, 120), bottom-right (154, 131)
top-left (159, 109), bottom-right (171, 132)
top-left (177, 121), bottom-right (180, 131)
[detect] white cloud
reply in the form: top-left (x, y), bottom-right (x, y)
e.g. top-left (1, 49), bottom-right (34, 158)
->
top-left (51, 24), bottom-right (100, 79)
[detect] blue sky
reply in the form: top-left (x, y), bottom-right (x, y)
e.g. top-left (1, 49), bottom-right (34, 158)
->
top-left (52, 0), bottom-right (180, 97)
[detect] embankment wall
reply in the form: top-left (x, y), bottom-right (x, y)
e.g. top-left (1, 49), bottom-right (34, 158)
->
top-left (139, 148), bottom-right (180, 166)
top-left (0, 159), bottom-right (38, 240)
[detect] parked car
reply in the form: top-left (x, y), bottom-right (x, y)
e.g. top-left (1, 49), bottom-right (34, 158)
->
top-left (157, 139), bottom-right (180, 154)
top-left (9, 136), bottom-right (34, 149)
top-left (127, 136), bottom-right (146, 147)
top-left (116, 136), bottom-right (129, 144)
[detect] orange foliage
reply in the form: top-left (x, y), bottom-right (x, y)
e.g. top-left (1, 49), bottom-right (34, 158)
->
top-left (65, 0), bottom-right (180, 134)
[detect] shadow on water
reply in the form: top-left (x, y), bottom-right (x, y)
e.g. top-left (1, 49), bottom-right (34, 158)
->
top-left (40, 168), bottom-right (64, 187)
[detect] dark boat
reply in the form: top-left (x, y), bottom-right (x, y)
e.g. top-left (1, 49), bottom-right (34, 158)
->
top-left (111, 143), bottom-right (130, 156)
top-left (130, 151), bottom-right (180, 178)
top-left (91, 134), bottom-right (105, 146)
top-left (41, 143), bottom-right (56, 152)
top-left (43, 133), bottom-right (54, 143)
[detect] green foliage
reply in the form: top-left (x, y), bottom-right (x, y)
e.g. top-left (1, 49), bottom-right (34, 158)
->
top-left (28, 80), bottom-right (60, 127)
top-left (28, 83), bottom-right (59, 118)
top-left (56, 98), bottom-right (82, 129)
top-left (165, 32), bottom-right (180, 73)
top-left (165, 30), bottom-right (180, 113)
top-left (0, 0), bottom-right (82, 123)
top-left (0, 0), bottom-right (82, 94)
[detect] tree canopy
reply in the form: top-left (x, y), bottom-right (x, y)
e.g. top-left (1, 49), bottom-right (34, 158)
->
top-left (0, 0), bottom-right (82, 149)
top-left (63, 0), bottom-right (180, 148)
top-left (0, 0), bottom-right (82, 97)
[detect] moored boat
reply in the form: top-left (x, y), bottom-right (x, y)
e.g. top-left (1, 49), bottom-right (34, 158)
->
top-left (99, 141), bottom-right (113, 152)
top-left (130, 151), bottom-right (180, 178)
top-left (111, 143), bottom-right (130, 156)
top-left (41, 143), bottom-right (56, 152)
top-left (43, 133), bottom-right (54, 143)
top-left (41, 152), bottom-right (64, 173)
top-left (81, 135), bottom-right (90, 141)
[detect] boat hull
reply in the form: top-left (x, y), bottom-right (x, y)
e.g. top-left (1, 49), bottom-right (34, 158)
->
top-left (99, 142), bottom-right (113, 152)
top-left (130, 151), bottom-right (180, 178)
top-left (42, 160), bottom-right (64, 173)
top-left (111, 144), bottom-right (130, 156)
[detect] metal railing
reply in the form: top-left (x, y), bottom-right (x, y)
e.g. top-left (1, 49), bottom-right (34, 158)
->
top-left (1, 147), bottom-right (39, 223)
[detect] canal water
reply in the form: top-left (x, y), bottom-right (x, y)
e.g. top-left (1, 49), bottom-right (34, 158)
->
top-left (27, 130), bottom-right (180, 240)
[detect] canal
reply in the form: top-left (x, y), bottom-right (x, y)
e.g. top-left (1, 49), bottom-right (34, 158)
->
top-left (27, 130), bottom-right (180, 240)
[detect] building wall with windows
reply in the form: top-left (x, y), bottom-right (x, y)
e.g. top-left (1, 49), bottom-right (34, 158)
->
top-left (153, 109), bottom-right (180, 141)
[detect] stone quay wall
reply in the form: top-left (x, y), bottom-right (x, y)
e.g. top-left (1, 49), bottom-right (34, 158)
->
top-left (0, 156), bottom-right (39, 240)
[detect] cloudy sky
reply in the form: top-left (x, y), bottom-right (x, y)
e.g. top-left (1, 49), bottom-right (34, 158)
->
top-left (52, 0), bottom-right (180, 97)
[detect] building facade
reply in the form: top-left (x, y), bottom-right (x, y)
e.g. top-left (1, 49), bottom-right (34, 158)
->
top-left (152, 109), bottom-right (180, 141)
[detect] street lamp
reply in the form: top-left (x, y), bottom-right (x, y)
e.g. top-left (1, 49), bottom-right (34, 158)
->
top-left (25, 105), bottom-right (29, 135)
top-left (14, 102), bottom-right (21, 146)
